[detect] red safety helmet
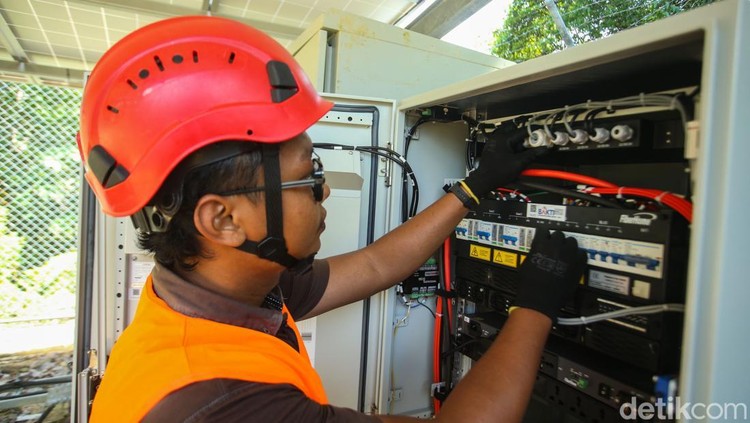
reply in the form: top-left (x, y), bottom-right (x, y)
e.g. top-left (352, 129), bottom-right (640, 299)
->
top-left (77, 15), bottom-right (333, 217)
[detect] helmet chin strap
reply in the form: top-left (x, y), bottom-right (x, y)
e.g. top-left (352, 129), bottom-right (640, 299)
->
top-left (236, 144), bottom-right (315, 274)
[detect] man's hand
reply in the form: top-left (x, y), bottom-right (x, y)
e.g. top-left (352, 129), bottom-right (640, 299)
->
top-left (462, 129), bottom-right (545, 198)
top-left (513, 229), bottom-right (587, 321)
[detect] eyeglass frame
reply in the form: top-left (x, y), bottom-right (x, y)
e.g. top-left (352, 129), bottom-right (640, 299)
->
top-left (216, 155), bottom-right (326, 202)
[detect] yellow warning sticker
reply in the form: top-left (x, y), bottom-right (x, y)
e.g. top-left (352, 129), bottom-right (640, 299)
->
top-left (520, 254), bottom-right (527, 264)
top-left (469, 244), bottom-right (491, 261)
top-left (493, 250), bottom-right (518, 268)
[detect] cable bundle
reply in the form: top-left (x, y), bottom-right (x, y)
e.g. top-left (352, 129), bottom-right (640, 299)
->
top-left (520, 169), bottom-right (693, 222)
top-left (313, 143), bottom-right (420, 222)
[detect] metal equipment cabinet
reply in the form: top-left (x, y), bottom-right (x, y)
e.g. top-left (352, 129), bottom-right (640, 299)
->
top-left (388, 0), bottom-right (750, 418)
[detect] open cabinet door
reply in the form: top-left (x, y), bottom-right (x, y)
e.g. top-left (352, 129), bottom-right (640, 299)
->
top-left (70, 182), bottom-right (102, 422)
top-left (304, 95), bottom-right (399, 412)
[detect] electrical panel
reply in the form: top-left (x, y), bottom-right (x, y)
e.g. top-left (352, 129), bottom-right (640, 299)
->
top-left (388, 1), bottom-right (750, 420)
top-left (443, 99), bottom-right (690, 419)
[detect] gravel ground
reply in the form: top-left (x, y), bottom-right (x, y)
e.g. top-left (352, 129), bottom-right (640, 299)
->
top-left (0, 346), bottom-right (72, 423)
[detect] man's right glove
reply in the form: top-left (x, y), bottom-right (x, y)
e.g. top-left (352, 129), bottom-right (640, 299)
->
top-left (461, 129), bottom-right (546, 202)
top-left (513, 229), bottom-right (588, 322)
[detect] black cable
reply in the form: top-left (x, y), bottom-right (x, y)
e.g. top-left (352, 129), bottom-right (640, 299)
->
top-left (543, 110), bottom-right (565, 136)
top-left (404, 116), bottom-right (430, 158)
top-left (313, 145), bottom-right (416, 188)
top-left (403, 118), bottom-right (425, 221)
top-left (584, 107), bottom-right (606, 134)
top-left (565, 109), bottom-right (584, 134)
top-left (313, 143), bottom-right (420, 222)
top-left (441, 338), bottom-right (482, 359)
top-left (514, 181), bottom-right (625, 209)
top-left (329, 144), bottom-right (413, 220)
top-left (414, 300), bottom-right (437, 318)
top-left (325, 105), bottom-right (380, 413)
top-left (462, 115), bottom-right (480, 172)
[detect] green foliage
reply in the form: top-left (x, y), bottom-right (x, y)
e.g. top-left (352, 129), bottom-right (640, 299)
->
top-left (492, 0), bottom-right (718, 63)
top-left (0, 81), bottom-right (82, 318)
top-left (0, 82), bottom-right (82, 270)
top-left (22, 252), bottom-right (78, 296)
top-left (1, 200), bottom-right (78, 320)
top-left (0, 207), bottom-right (23, 286)
top-left (0, 206), bottom-right (31, 318)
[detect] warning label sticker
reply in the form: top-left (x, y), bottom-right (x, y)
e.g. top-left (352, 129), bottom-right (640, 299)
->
top-left (493, 250), bottom-right (518, 268)
top-left (469, 244), bottom-right (491, 261)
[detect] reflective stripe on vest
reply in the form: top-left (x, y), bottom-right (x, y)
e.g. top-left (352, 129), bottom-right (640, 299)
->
top-left (90, 275), bottom-right (327, 422)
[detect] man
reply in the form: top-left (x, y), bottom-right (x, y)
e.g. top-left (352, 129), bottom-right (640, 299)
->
top-left (77, 15), bottom-right (586, 422)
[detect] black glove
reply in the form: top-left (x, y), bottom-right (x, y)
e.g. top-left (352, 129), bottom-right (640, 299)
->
top-left (514, 229), bottom-right (587, 321)
top-left (463, 129), bottom-right (545, 199)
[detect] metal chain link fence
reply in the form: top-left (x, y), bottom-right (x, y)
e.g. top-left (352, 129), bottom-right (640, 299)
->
top-left (0, 80), bottom-right (82, 321)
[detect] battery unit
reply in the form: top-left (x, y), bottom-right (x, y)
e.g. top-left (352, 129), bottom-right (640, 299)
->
top-left (454, 306), bottom-right (672, 415)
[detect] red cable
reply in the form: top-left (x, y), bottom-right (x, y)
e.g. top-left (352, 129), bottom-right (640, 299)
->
top-left (587, 187), bottom-right (693, 221)
top-left (433, 297), bottom-right (442, 414)
top-left (520, 169), bottom-right (693, 222)
top-left (433, 238), bottom-right (455, 415)
top-left (521, 168), bottom-right (618, 188)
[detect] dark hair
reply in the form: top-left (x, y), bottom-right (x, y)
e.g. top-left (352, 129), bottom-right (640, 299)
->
top-left (138, 142), bottom-right (263, 271)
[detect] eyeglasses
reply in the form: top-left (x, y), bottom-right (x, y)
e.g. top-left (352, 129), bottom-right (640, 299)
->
top-left (217, 156), bottom-right (325, 202)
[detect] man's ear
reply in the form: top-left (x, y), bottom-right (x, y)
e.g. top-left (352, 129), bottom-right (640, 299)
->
top-left (194, 194), bottom-right (251, 247)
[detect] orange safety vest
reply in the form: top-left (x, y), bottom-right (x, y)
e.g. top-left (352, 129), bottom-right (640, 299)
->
top-left (90, 275), bottom-right (328, 422)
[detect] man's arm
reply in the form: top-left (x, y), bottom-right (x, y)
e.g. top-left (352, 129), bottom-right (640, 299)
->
top-left (374, 229), bottom-right (585, 423)
top-left (303, 128), bottom-right (543, 319)
top-left (303, 192), bottom-right (467, 318)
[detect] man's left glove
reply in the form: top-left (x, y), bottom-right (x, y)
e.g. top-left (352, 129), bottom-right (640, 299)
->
top-left (513, 229), bottom-right (587, 322)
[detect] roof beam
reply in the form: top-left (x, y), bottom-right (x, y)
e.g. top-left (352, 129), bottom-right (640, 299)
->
top-left (70, 0), bottom-right (303, 41)
top-left (0, 9), bottom-right (29, 63)
top-left (407, 0), bottom-right (492, 39)
top-left (0, 59), bottom-right (85, 87)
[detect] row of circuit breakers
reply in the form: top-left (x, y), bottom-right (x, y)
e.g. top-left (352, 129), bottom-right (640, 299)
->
top-left (443, 111), bottom-right (690, 422)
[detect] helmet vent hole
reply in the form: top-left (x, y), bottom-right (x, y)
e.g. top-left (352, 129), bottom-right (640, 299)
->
top-left (107, 105), bottom-right (119, 114)
top-left (228, 52), bottom-right (236, 64)
top-left (126, 79), bottom-right (138, 90)
top-left (172, 54), bottom-right (183, 64)
top-left (192, 51), bottom-right (199, 63)
top-left (246, 129), bottom-right (254, 135)
top-left (138, 69), bottom-right (150, 79)
top-left (154, 55), bottom-right (165, 71)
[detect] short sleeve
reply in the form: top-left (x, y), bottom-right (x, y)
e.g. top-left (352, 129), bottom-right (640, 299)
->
top-left (279, 259), bottom-right (330, 320)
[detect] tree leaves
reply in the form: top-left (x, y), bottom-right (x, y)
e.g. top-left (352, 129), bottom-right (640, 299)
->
top-left (492, 0), bottom-right (717, 62)
top-left (0, 81), bottom-right (82, 317)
